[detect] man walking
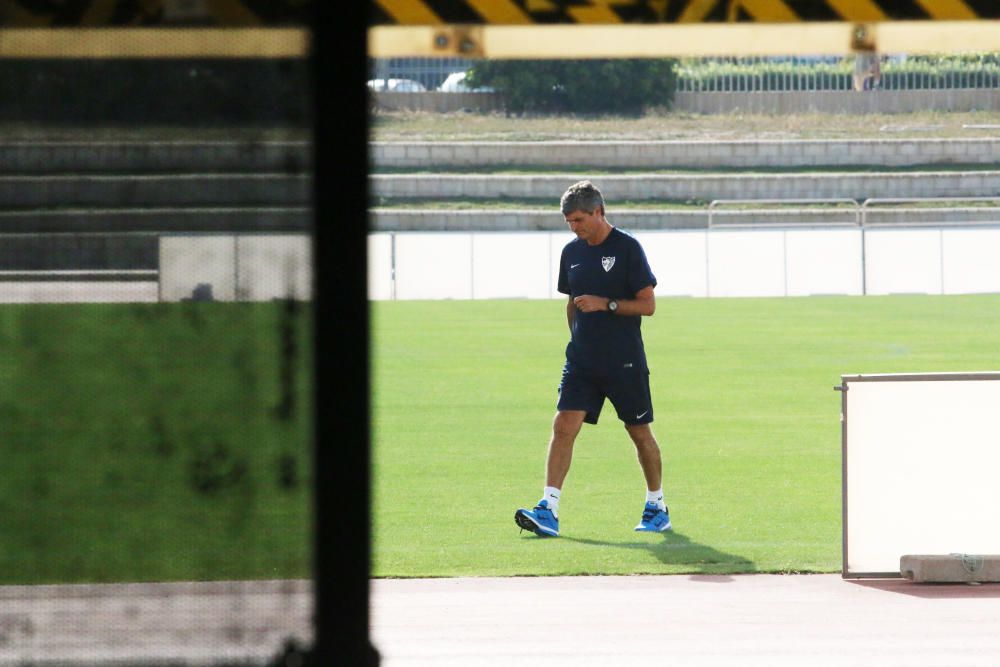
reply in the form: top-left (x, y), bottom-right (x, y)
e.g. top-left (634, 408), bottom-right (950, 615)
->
top-left (515, 180), bottom-right (670, 537)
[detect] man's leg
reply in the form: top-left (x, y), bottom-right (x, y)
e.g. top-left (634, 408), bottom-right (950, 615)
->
top-left (547, 410), bottom-right (586, 489)
top-left (515, 410), bottom-right (585, 537)
top-left (627, 423), bottom-right (671, 532)
top-left (625, 423), bottom-right (661, 491)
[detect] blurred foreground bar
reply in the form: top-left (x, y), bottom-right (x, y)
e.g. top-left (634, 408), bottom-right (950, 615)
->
top-left (0, 579), bottom-right (312, 665)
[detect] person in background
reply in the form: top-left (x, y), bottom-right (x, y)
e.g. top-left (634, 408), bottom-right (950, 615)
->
top-left (514, 180), bottom-right (671, 538)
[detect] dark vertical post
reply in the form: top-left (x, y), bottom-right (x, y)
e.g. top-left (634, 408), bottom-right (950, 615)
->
top-left (310, 5), bottom-right (378, 665)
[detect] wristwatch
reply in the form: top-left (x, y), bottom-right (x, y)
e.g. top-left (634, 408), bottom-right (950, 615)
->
top-left (608, 299), bottom-right (618, 313)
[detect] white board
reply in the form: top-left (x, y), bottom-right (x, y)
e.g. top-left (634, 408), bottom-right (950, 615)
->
top-left (842, 373), bottom-right (1000, 577)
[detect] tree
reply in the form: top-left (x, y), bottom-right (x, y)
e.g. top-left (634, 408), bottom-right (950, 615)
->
top-left (466, 59), bottom-right (677, 114)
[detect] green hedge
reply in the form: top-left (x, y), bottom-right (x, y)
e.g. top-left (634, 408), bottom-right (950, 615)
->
top-left (466, 59), bottom-right (677, 114)
top-left (677, 54), bottom-right (1000, 91)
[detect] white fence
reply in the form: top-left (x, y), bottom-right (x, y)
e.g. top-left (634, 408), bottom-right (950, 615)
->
top-left (8, 226), bottom-right (1000, 304)
top-left (368, 226), bottom-right (1000, 300)
top-left (0, 234), bottom-right (312, 304)
top-left (159, 234), bottom-right (311, 302)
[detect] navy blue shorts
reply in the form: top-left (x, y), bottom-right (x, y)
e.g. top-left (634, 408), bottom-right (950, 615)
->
top-left (557, 362), bottom-right (653, 426)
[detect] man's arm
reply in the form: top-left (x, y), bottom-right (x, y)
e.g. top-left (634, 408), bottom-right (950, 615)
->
top-left (572, 285), bottom-right (656, 316)
top-left (566, 295), bottom-right (575, 331)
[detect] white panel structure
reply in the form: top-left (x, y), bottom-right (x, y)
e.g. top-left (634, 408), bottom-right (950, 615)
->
top-left (842, 373), bottom-right (1000, 577)
top-left (0, 283), bottom-right (157, 304)
top-left (472, 233), bottom-right (551, 299)
top-left (236, 235), bottom-right (311, 301)
top-left (942, 228), bottom-right (1000, 295)
top-left (159, 235), bottom-right (236, 302)
top-left (864, 229), bottom-right (942, 295)
top-left (548, 232), bottom-right (577, 299)
top-left (370, 226), bottom-right (1000, 301)
top-left (394, 233), bottom-right (473, 300)
top-left (707, 230), bottom-right (786, 297)
top-left (635, 230), bottom-right (708, 297)
top-left (368, 233), bottom-right (394, 301)
top-left (785, 229), bottom-right (863, 296)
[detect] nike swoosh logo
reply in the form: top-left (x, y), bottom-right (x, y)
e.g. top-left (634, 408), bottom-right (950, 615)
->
top-left (636, 411), bottom-right (649, 419)
top-left (570, 263), bottom-right (581, 269)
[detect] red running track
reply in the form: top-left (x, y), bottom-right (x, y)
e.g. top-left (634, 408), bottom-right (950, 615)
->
top-left (370, 574), bottom-right (1000, 667)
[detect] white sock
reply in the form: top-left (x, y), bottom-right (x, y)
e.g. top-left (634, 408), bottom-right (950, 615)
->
top-left (543, 486), bottom-right (561, 516)
top-left (646, 489), bottom-right (665, 511)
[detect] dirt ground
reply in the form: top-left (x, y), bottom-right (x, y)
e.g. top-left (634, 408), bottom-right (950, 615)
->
top-left (370, 109), bottom-right (1000, 142)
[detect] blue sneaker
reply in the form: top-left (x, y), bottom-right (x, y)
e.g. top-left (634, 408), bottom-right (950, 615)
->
top-left (634, 502), bottom-right (671, 532)
top-left (515, 499), bottom-right (559, 537)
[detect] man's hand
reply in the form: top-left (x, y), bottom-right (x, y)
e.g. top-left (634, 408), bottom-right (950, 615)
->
top-left (572, 286), bottom-right (656, 317)
top-left (573, 295), bottom-right (610, 312)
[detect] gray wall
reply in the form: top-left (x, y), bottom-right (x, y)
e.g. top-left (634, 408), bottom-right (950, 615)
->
top-left (370, 138), bottom-right (1000, 170)
top-left (373, 89), bottom-right (1000, 115)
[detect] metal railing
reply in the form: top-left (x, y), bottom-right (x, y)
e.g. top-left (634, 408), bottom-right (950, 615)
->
top-left (368, 57), bottom-right (474, 92)
top-left (707, 197), bottom-right (1000, 228)
top-left (860, 197), bottom-right (1000, 227)
top-left (675, 55), bottom-right (1000, 92)
top-left (708, 198), bottom-right (861, 228)
top-left (707, 197), bottom-right (1000, 296)
top-left (370, 55), bottom-right (1000, 95)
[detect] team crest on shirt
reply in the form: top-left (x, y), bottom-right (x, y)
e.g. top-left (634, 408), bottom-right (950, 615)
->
top-left (602, 256), bottom-right (616, 272)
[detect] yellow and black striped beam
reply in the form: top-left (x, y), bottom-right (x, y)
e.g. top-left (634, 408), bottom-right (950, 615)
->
top-left (369, 0), bottom-right (1000, 57)
top-left (372, 0), bottom-right (998, 25)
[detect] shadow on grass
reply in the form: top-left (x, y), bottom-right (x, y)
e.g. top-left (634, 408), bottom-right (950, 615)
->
top-left (560, 530), bottom-right (757, 574)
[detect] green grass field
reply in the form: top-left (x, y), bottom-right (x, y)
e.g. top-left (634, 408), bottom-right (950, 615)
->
top-left (0, 302), bottom-right (312, 584)
top-left (5, 295), bottom-right (1000, 584)
top-left (372, 295), bottom-right (1000, 577)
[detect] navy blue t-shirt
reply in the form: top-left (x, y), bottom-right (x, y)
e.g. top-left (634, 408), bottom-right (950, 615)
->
top-left (557, 227), bottom-right (657, 372)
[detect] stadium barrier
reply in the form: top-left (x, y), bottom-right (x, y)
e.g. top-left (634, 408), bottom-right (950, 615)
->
top-left (370, 89), bottom-right (1000, 115)
top-left (0, 234), bottom-right (311, 304)
top-left (6, 202), bottom-right (1000, 303)
top-left (369, 220), bottom-right (1000, 300)
top-left (369, 138), bottom-right (1000, 170)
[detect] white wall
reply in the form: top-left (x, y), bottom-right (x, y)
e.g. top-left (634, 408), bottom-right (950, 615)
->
top-left (636, 231), bottom-right (708, 297)
top-left (942, 228), bottom-right (1000, 295)
top-left (160, 236), bottom-right (237, 301)
top-left (371, 227), bottom-right (880, 300)
top-left (786, 229), bottom-right (864, 297)
top-left (159, 234), bottom-right (311, 302)
top-left (393, 233), bottom-right (473, 300)
top-left (237, 235), bottom-right (311, 301)
top-left (863, 229), bottom-right (942, 296)
top-left (368, 233), bottom-right (394, 301)
top-left (472, 232), bottom-right (554, 300)
top-left (156, 226), bottom-right (1000, 304)
top-left (371, 226), bottom-right (1000, 300)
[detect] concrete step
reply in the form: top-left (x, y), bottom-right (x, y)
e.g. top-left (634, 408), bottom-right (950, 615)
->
top-left (0, 206), bottom-right (311, 233)
top-left (0, 173), bottom-right (311, 208)
top-left (370, 171), bottom-right (1000, 203)
top-left (370, 138), bottom-right (1000, 170)
top-left (0, 141), bottom-right (311, 174)
top-left (0, 234), bottom-right (156, 270)
top-left (371, 207), bottom-right (1000, 232)
top-left (901, 554), bottom-right (1000, 583)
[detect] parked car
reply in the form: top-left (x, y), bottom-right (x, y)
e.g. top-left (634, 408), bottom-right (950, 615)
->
top-left (436, 71), bottom-right (495, 93)
top-left (367, 78), bottom-right (427, 92)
